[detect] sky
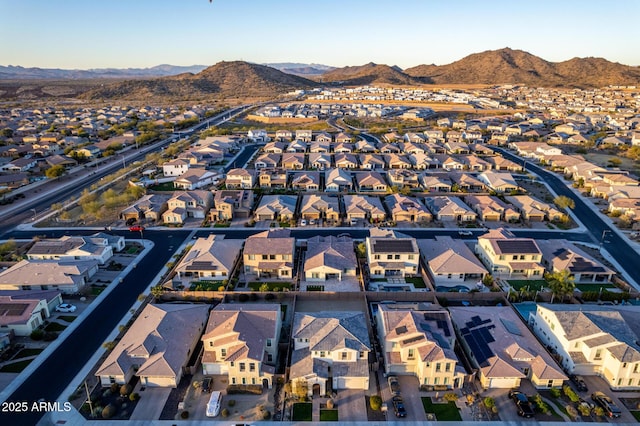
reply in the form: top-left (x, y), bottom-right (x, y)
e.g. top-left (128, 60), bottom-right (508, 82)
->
top-left (1, 0), bottom-right (639, 70)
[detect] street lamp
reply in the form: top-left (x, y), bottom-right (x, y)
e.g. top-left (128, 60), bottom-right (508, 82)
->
top-left (30, 208), bottom-right (36, 221)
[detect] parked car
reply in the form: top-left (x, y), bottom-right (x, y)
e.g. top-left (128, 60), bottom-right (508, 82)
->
top-left (206, 391), bottom-right (222, 417)
top-left (458, 230), bottom-right (473, 236)
top-left (509, 390), bottom-right (535, 418)
top-left (129, 225), bottom-right (145, 232)
top-left (591, 391), bottom-right (622, 418)
top-left (55, 303), bottom-right (77, 313)
top-left (125, 218), bottom-right (137, 226)
top-left (392, 396), bottom-right (407, 417)
top-left (202, 377), bottom-right (212, 393)
top-left (569, 374), bottom-right (588, 392)
top-left (387, 375), bottom-right (400, 396)
top-left (300, 219), bottom-right (307, 226)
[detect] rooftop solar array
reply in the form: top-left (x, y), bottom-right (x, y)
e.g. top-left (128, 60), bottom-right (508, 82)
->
top-left (460, 315), bottom-right (496, 365)
top-left (423, 313), bottom-right (452, 337)
top-left (185, 261), bottom-right (216, 270)
top-left (495, 239), bottom-right (539, 254)
top-left (0, 303), bottom-right (29, 317)
top-left (372, 239), bottom-right (415, 253)
top-left (500, 318), bottom-right (523, 336)
top-left (395, 325), bottom-right (408, 335)
top-left (402, 335), bottom-right (425, 345)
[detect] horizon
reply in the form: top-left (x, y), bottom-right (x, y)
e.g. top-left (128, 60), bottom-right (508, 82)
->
top-left (1, 0), bottom-right (639, 69)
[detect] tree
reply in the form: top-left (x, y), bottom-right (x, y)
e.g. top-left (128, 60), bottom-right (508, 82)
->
top-left (482, 274), bottom-right (494, 287)
top-left (554, 195), bottom-right (575, 210)
top-left (369, 395), bottom-right (382, 411)
top-left (546, 270), bottom-right (575, 303)
top-left (259, 283), bottom-right (269, 292)
top-left (45, 165), bottom-right (66, 179)
top-left (151, 285), bottom-right (164, 301)
top-left (0, 128), bottom-right (14, 138)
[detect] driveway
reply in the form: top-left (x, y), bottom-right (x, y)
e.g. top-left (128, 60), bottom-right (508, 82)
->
top-left (334, 388), bottom-right (367, 422)
top-left (129, 387), bottom-right (172, 420)
top-left (393, 375), bottom-right (427, 422)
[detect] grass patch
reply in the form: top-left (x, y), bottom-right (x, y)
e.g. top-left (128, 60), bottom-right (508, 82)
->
top-left (421, 397), bottom-right (462, 421)
top-left (14, 348), bottom-right (44, 358)
top-left (248, 282), bottom-right (291, 291)
top-left (213, 222), bottom-right (231, 228)
top-left (405, 277), bottom-right (426, 288)
top-left (147, 182), bottom-right (174, 191)
top-left (320, 409), bottom-right (338, 421)
top-left (44, 322), bottom-right (67, 332)
top-left (631, 411), bottom-right (640, 421)
top-left (189, 281), bottom-right (225, 291)
top-left (508, 279), bottom-right (547, 291)
top-left (91, 286), bottom-right (105, 296)
top-left (575, 283), bottom-right (615, 292)
top-left (0, 359), bottom-right (33, 373)
top-left (126, 246), bottom-right (140, 254)
top-left (292, 403), bottom-right (312, 421)
top-left (58, 315), bottom-right (76, 323)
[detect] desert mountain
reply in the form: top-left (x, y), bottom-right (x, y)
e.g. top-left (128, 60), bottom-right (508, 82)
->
top-left (405, 48), bottom-right (640, 87)
top-left (318, 62), bottom-right (421, 86)
top-left (82, 61), bottom-right (315, 100)
top-left (0, 64), bottom-right (207, 79)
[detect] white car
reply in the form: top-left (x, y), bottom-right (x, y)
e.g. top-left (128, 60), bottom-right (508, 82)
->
top-left (55, 304), bottom-right (77, 313)
top-left (458, 230), bottom-right (473, 236)
top-left (300, 219), bottom-right (307, 226)
top-left (206, 391), bottom-right (222, 417)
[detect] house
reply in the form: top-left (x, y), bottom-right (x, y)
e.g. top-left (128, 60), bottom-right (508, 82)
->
top-left (355, 171), bottom-right (387, 192)
top-left (333, 142), bottom-right (355, 154)
top-left (476, 228), bottom-right (544, 278)
top-left (27, 235), bottom-right (114, 265)
top-left (96, 303), bottom-right (209, 388)
top-left (505, 195), bottom-right (566, 222)
top-left (210, 190), bottom-right (254, 221)
top-left (335, 132), bottom-right (353, 143)
top-left (162, 159), bottom-right (190, 177)
top-left (248, 129), bottom-right (269, 142)
top-left (309, 141), bottom-right (330, 153)
top-left (282, 153), bottom-right (305, 170)
top-left (334, 153), bottom-right (358, 169)
top-left (325, 168), bottom-right (353, 192)
top-left (355, 140), bottom-right (377, 153)
top-left (385, 154), bottom-right (412, 169)
top-left (366, 234), bottom-right (420, 279)
top-left (304, 236), bottom-right (357, 281)
top-left (295, 129), bottom-right (313, 142)
top-left (537, 240), bottom-right (614, 283)
top-left (387, 169), bottom-right (421, 189)
top-left (477, 171), bottom-right (519, 193)
top-left (484, 156), bottom-right (524, 172)
top-left (263, 141), bottom-right (287, 153)
top-left (300, 194), bottom-right (340, 222)
top-left (163, 190), bottom-right (213, 224)
top-left (275, 129), bottom-right (293, 141)
top-left (174, 169), bottom-right (218, 190)
top-left (308, 152), bottom-right (332, 170)
top-left (530, 304), bottom-right (640, 390)
top-left (1, 157), bottom-right (37, 173)
top-left (254, 195), bottom-right (297, 221)
top-left (243, 230), bottom-right (295, 280)
top-left (459, 155), bottom-right (491, 171)
top-left (608, 198), bottom-right (640, 218)
top-left (385, 194), bottom-right (432, 223)
top-left (0, 260), bottom-right (98, 294)
top-left (174, 235), bottom-right (243, 282)
top-left (290, 311), bottom-right (371, 396)
top-left (449, 306), bottom-right (566, 389)
top-left (201, 304), bottom-right (281, 389)
top-left (421, 174), bottom-right (452, 192)
top-left (254, 153), bottom-right (281, 169)
top-left (464, 195), bottom-right (520, 222)
top-left (0, 291), bottom-right (61, 336)
top-left (291, 172), bottom-right (320, 192)
top-left (418, 236), bottom-right (488, 286)
top-left (225, 168), bottom-right (255, 189)
top-left (120, 194), bottom-right (170, 221)
top-left (286, 140), bottom-right (307, 153)
top-left (258, 168), bottom-right (287, 188)
top-left (343, 195), bottom-right (386, 222)
top-left (376, 303), bottom-right (466, 389)
top-left (424, 196), bottom-right (477, 222)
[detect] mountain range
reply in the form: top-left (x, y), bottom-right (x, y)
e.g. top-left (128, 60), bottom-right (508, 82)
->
top-left (0, 64), bottom-right (208, 79)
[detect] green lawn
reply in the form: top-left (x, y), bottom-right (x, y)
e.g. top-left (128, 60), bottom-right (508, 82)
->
top-left (508, 279), bottom-right (547, 291)
top-left (292, 403), bottom-right (312, 421)
top-left (575, 283), bottom-right (615, 292)
top-left (45, 322), bottom-right (67, 332)
top-left (421, 397), bottom-right (462, 421)
top-left (213, 222), bottom-right (231, 228)
top-left (91, 286), bottom-right (105, 296)
top-left (190, 281), bottom-right (225, 291)
top-left (126, 246), bottom-right (140, 254)
top-left (14, 348), bottom-right (43, 358)
top-left (147, 182), bottom-right (174, 191)
top-left (58, 315), bottom-right (76, 323)
top-left (631, 411), bottom-right (640, 421)
top-left (248, 282), bottom-right (291, 291)
top-left (0, 359), bottom-right (33, 373)
top-left (320, 409), bottom-right (338, 421)
top-left (405, 277), bottom-right (426, 288)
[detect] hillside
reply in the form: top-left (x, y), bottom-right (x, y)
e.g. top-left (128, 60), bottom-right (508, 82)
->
top-left (82, 61), bottom-right (315, 101)
top-left (0, 64), bottom-right (207, 79)
top-left (405, 48), bottom-right (640, 87)
top-left (318, 62), bottom-right (422, 86)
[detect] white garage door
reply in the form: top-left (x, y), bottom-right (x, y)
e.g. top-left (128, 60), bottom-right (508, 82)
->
top-left (335, 377), bottom-right (368, 390)
top-left (489, 378), bottom-right (518, 388)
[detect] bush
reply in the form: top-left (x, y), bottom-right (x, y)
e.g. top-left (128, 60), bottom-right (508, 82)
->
top-left (102, 403), bottom-right (117, 419)
top-left (110, 383), bottom-right (119, 393)
top-left (180, 410), bottom-right (189, 419)
top-left (30, 329), bottom-right (44, 340)
top-left (221, 408), bottom-right (229, 418)
top-left (129, 393), bottom-right (139, 402)
top-left (593, 406), bottom-right (605, 417)
top-left (370, 395), bottom-right (382, 411)
top-left (562, 384), bottom-right (579, 402)
top-left (102, 389), bottom-right (112, 398)
top-left (443, 392), bottom-right (458, 402)
top-left (265, 293), bottom-right (275, 301)
top-left (550, 388), bottom-right (561, 398)
top-left (228, 399), bottom-right (236, 407)
top-left (120, 384), bottom-right (132, 397)
top-left (326, 399), bottom-right (334, 409)
top-left (578, 403), bottom-right (592, 416)
top-left (483, 397), bottom-right (495, 409)
top-left (238, 293), bottom-right (249, 303)
top-left (262, 410), bottom-right (271, 420)
top-left (531, 394), bottom-right (549, 414)
top-left (566, 404), bottom-right (578, 419)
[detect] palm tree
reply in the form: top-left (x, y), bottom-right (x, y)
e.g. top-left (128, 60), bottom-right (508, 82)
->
top-left (545, 270), bottom-right (575, 303)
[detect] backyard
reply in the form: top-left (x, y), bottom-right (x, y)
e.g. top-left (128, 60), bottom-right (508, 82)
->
top-left (421, 397), bottom-right (462, 421)
top-left (320, 409), bottom-right (338, 421)
top-left (292, 402), bottom-right (312, 421)
top-left (247, 281), bottom-right (291, 291)
top-left (508, 279), bottom-right (547, 292)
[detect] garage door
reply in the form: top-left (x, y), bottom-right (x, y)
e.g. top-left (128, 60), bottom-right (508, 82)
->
top-left (335, 377), bottom-right (368, 390)
top-left (489, 378), bottom-right (518, 388)
top-left (203, 363), bottom-right (223, 375)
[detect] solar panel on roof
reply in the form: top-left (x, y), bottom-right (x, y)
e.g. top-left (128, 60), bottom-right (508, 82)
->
top-left (495, 239), bottom-right (539, 254)
top-left (372, 239), bottom-right (415, 253)
top-left (395, 325), bottom-right (408, 335)
top-left (0, 303), bottom-right (29, 316)
top-left (402, 335), bottom-right (425, 345)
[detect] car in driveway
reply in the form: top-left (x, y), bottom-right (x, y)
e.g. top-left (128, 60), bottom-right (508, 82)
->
top-left (206, 391), bottom-right (222, 417)
top-left (392, 396), bottom-right (407, 417)
top-left (55, 303), bottom-right (77, 313)
top-left (509, 390), bottom-right (535, 418)
top-left (202, 377), bottom-right (212, 393)
top-left (569, 374), bottom-right (588, 392)
top-left (458, 230), bottom-right (473, 236)
top-left (387, 375), bottom-right (400, 396)
top-left (591, 391), bottom-right (622, 418)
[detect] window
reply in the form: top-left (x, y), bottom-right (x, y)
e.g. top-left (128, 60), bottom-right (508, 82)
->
top-left (252, 378), bottom-right (256, 385)
top-left (634, 364), bottom-right (639, 373)
top-left (232, 377), bottom-right (236, 384)
top-left (248, 254), bottom-right (255, 260)
top-left (239, 362), bottom-right (246, 372)
top-left (408, 254), bottom-right (414, 260)
top-left (109, 376), bottom-right (115, 384)
top-left (221, 348), bottom-right (226, 358)
top-left (395, 254), bottom-right (400, 260)
top-left (629, 378), bottom-right (634, 386)
top-left (548, 380), bottom-right (554, 387)
top-left (595, 349), bottom-right (602, 360)
top-left (250, 363), bottom-right (255, 372)
top-left (408, 349), bottom-right (415, 360)
top-left (283, 254), bottom-right (290, 260)
top-left (499, 255), bottom-right (505, 260)
top-left (520, 255), bottom-right (525, 260)
top-left (270, 254), bottom-right (276, 260)
top-left (374, 254), bottom-right (380, 260)
top-left (435, 363), bottom-right (441, 372)
top-left (618, 378), bottom-right (622, 386)
top-left (444, 377), bottom-right (449, 385)
top-left (623, 363), bottom-right (628, 368)
top-left (262, 254), bottom-right (268, 260)
top-left (266, 339), bottom-right (272, 347)
top-left (445, 363), bottom-right (451, 372)
top-left (387, 254), bottom-right (393, 260)
top-left (242, 377), bottom-right (246, 384)
top-left (434, 377), bottom-right (439, 385)
top-left (268, 354), bottom-right (273, 362)
top-left (230, 362), bottom-right (234, 367)
top-left (282, 270), bottom-right (289, 276)
top-left (512, 255), bottom-right (518, 260)
top-left (320, 351), bottom-right (325, 357)
top-left (359, 351), bottom-right (365, 359)
top-left (209, 341), bottom-right (213, 347)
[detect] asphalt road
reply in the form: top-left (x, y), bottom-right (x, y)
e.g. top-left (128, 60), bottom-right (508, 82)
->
top-left (494, 146), bottom-right (640, 287)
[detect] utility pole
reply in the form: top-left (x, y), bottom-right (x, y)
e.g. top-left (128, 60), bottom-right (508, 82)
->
top-left (84, 380), bottom-right (94, 418)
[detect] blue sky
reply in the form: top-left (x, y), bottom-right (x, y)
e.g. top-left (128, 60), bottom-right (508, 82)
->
top-left (1, 0), bottom-right (639, 69)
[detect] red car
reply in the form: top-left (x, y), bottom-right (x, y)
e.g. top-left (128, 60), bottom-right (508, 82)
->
top-left (129, 225), bottom-right (145, 232)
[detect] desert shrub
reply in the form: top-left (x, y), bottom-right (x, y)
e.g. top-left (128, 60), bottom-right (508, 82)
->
top-left (578, 403), bottom-right (592, 416)
top-left (531, 394), bottom-right (549, 414)
top-left (262, 410), bottom-right (271, 420)
top-left (120, 384), bottom-right (132, 396)
top-left (562, 384), bottom-right (580, 403)
top-left (221, 408), bottom-right (229, 418)
top-left (566, 404), bottom-right (578, 419)
top-left (483, 397), bottom-right (495, 409)
top-left (370, 395), bottom-right (382, 411)
top-left (129, 392), bottom-right (139, 402)
top-left (550, 388), bottom-right (561, 398)
top-left (110, 383), bottom-right (119, 393)
top-left (593, 406), bottom-right (605, 417)
top-left (443, 392), bottom-right (458, 402)
top-left (228, 399), bottom-right (236, 407)
top-left (326, 399), bottom-right (334, 409)
top-left (180, 410), bottom-right (189, 419)
top-left (102, 403), bottom-right (117, 419)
